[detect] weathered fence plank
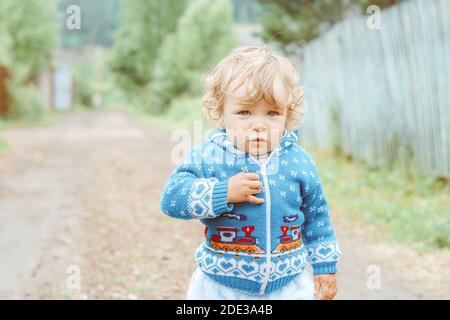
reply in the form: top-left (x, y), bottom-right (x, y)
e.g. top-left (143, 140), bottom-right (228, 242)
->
top-left (299, 0), bottom-right (449, 178)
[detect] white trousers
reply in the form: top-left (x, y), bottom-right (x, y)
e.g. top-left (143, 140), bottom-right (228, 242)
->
top-left (186, 268), bottom-right (315, 300)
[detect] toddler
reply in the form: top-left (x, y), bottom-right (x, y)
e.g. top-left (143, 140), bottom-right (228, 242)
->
top-left (160, 45), bottom-right (341, 300)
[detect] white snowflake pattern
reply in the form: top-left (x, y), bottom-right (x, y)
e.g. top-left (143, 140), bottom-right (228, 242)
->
top-left (279, 174), bottom-right (285, 181)
top-left (289, 185), bottom-right (296, 192)
top-left (317, 206), bottom-right (326, 213)
top-left (280, 191), bottom-right (286, 198)
top-left (290, 170), bottom-right (298, 177)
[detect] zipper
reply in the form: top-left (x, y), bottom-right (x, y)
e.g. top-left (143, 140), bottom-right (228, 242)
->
top-left (247, 147), bottom-right (279, 295)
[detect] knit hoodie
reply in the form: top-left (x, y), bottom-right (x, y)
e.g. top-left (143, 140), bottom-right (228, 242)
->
top-left (160, 127), bottom-right (341, 295)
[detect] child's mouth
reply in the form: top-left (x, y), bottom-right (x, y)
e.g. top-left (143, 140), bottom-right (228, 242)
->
top-left (249, 137), bottom-right (266, 143)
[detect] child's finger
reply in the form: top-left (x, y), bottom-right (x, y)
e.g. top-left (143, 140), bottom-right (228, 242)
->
top-left (246, 195), bottom-right (265, 204)
top-left (243, 172), bottom-right (260, 180)
top-left (248, 187), bottom-right (262, 195)
top-left (326, 288), bottom-right (337, 300)
top-left (314, 277), bottom-right (321, 296)
top-left (321, 286), bottom-right (337, 300)
top-left (247, 180), bottom-right (262, 189)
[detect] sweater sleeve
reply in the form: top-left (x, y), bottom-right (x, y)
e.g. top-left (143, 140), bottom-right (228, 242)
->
top-left (160, 146), bottom-right (234, 220)
top-left (299, 155), bottom-right (342, 276)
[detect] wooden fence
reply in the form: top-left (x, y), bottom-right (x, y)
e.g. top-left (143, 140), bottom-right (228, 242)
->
top-left (299, 0), bottom-right (449, 178)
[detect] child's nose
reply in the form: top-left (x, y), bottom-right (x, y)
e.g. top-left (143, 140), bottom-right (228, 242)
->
top-left (251, 119), bottom-right (267, 132)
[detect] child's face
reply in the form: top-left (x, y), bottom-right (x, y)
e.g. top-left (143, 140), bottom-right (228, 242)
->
top-left (220, 85), bottom-right (288, 157)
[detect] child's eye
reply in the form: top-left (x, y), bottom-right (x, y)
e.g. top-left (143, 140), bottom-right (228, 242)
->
top-left (238, 111), bottom-right (250, 116)
top-left (267, 111), bottom-right (279, 117)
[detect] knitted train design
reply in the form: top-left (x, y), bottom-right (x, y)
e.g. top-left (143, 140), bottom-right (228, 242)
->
top-left (207, 225), bottom-right (302, 254)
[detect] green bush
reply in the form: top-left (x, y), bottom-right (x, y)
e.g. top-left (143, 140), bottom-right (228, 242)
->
top-left (0, 0), bottom-right (57, 120)
top-left (151, 0), bottom-right (236, 113)
top-left (73, 63), bottom-right (96, 108)
top-left (109, 0), bottom-right (188, 92)
top-left (6, 81), bottom-right (46, 120)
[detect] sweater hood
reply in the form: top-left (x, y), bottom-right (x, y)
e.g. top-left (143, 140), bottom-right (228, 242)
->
top-left (207, 127), bottom-right (300, 158)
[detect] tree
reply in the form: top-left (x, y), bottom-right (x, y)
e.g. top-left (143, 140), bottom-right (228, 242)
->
top-left (257, 0), bottom-right (404, 48)
top-left (151, 0), bottom-right (236, 113)
top-left (0, 0), bottom-right (57, 118)
top-left (108, 0), bottom-right (188, 93)
top-left (0, 0), bottom-right (57, 77)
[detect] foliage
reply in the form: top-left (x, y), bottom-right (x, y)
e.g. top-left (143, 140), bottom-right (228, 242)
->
top-left (6, 76), bottom-right (46, 120)
top-left (0, 0), bottom-right (57, 77)
top-left (151, 0), bottom-right (236, 113)
top-left (108, 0), bottom-right (188, 93)
top-left (0, 0), bottom-right (57, 119)
top-left (257, 0), bottom-right (405, 48)
top-left (73, 62), bottom-right (96, 108)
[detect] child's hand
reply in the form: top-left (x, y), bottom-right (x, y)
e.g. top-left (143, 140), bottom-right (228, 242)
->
top-left (227, 172), bottom-right (264, 205)
top-left (314, 274), bottom-right (337, 300)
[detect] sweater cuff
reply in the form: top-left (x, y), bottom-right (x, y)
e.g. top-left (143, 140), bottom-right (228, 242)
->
top-left (312, 262), bottom-right (338, 276)
top-left (212, 179), bottom-right (234, 215)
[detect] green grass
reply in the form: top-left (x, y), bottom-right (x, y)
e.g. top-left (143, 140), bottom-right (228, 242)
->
top-left (310, 148), bottom-right (450, 251)
top-left (0, 138), bottom-right (9, 155)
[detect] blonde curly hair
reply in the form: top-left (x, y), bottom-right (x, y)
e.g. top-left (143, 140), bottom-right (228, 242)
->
top-left (202, 45), bottom-right (306, 131)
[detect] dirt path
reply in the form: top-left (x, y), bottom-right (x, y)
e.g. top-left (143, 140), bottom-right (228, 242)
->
top-left (0, 108), bottom-right (449, 299)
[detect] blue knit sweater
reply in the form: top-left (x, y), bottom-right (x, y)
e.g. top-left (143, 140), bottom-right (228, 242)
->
top-left (160, 127), bottom-right (341, 295)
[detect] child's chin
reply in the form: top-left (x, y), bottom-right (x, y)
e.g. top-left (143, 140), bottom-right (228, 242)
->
top-left (248, 146), bottom-right (270, 157)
